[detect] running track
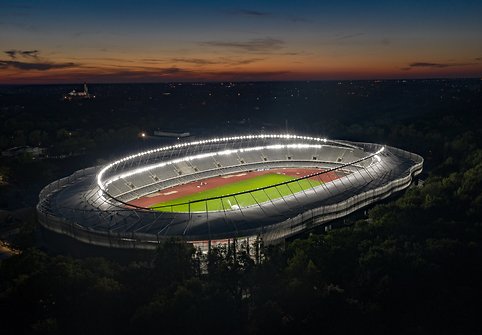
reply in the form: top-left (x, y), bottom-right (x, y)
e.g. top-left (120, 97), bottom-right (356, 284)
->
top-left (128, 168), bottom-right (346, 208)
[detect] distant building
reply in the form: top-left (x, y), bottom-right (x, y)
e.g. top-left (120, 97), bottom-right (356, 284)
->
top-left (64, 83), bottom-right (95, 100)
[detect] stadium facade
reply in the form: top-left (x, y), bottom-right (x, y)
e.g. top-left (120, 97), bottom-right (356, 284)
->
top-left (37, 134), bottom-right (423, 254)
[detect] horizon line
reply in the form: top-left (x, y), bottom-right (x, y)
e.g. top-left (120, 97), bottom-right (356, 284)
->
top-left (1, 76), bottom-right (481, 86)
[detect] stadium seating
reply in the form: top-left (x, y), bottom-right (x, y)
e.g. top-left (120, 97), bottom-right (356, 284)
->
top-left (104, 142), bottom-right (372, 201)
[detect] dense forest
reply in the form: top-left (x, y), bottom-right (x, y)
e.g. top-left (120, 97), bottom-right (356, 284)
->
top-left (0, 80), bottom-right (481, 334)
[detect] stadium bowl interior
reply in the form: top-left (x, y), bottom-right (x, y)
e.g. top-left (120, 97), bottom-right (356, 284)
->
top-left (37, 134), bottom-right (423, 253)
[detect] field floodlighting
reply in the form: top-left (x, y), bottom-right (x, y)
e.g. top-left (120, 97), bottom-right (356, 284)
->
top-left (95, 134), bottom-right (366, 192)
top-left (38, 133), bottom-right (423, 252)
top-left (99, 142), bottom-right (337, 190)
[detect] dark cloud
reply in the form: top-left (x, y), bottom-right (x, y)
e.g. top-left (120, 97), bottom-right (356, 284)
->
top-left (0, 60), bottom-right (76, 71)
top-left (228, 58), bottom-right (264, 65)
top-left (171, 57), bottom-right (264, 66)
top-left (409, 62), bottom-right (451, 68)
top-left (229, 9), bottom-right (271, 16)
top-left (21, 50), bottom-right (39, 58)
top-left (68, 56), bottom-right (136, 64)
top-left (1, 49), bottom-right (79, 71)
top-left (408, 62), bottom-right (474, 69)
top-left (476, 57), bottom-right (482, 61)
top-left (200, 38), bottom-right (284, 52)
top-left (401, 61), bottom-right (477, 71)
top-left (157, 67), bottom-right (184, 75)
top-left (4, 49), bottom-right (39, 59)
top-left (4, 50), bottom-right (16, 59)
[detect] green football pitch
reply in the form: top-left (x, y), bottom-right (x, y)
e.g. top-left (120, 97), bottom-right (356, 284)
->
top-left (150, 173), bottom-right (321, 212)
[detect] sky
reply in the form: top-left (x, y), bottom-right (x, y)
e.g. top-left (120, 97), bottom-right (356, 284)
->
top-left (0, 0), bottom-right (481, 84)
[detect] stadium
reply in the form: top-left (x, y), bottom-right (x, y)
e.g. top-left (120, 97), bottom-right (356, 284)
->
top-left (37, 134), bottom-right (423, 254)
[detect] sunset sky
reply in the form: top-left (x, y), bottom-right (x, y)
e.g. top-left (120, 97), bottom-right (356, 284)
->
top-left (1, 0), bottom-right (481, 84)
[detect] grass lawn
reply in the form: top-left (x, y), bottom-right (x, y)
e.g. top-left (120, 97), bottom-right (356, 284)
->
top-left (150, 173), bottom-right (321, 212)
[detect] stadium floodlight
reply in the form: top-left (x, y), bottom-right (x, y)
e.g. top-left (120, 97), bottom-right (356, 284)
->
top-left (95, 134), bottom-right (357, 191)
top-left (98, 142), bottom-right (337, 189)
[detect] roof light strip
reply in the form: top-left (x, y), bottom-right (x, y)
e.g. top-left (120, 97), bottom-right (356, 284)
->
top-left (103, 143), bottom-right (327, 188)
top-left (97, 134), bottom-right (354, 191)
